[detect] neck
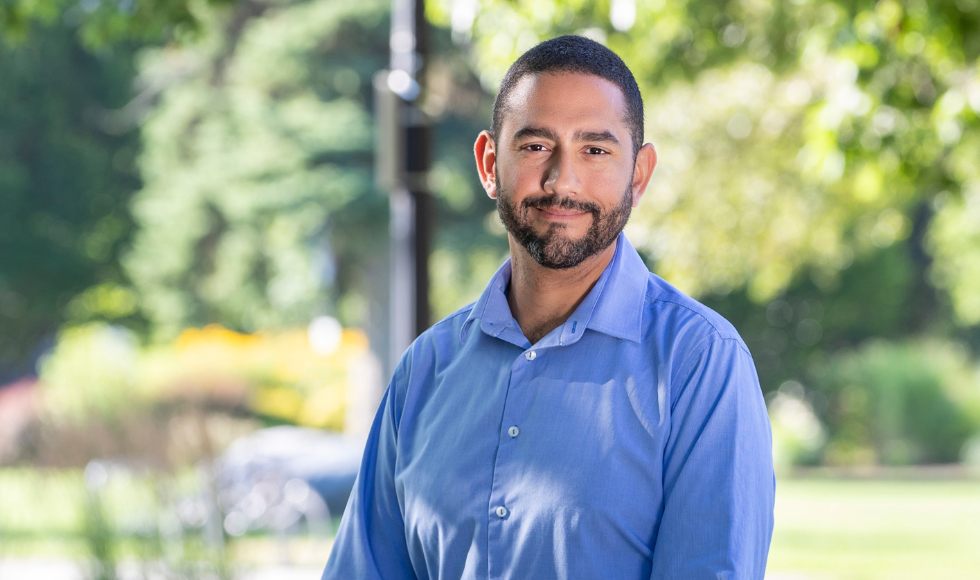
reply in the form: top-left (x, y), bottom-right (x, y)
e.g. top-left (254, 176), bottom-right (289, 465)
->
top-left (507, 237), bottom-right (618, 345)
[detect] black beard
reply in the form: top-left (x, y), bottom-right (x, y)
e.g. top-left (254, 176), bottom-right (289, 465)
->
top-left (496, 182), bottom-right (633, 269)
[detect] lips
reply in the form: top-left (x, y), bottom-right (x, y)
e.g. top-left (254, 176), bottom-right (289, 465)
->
top-left (523, 196), bottom-right (599, 220)
top-left (534, 207), bottom-right (587, 219)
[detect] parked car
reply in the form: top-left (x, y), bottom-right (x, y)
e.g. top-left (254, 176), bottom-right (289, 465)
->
top-left (214, 426), bottom-right (365, 536)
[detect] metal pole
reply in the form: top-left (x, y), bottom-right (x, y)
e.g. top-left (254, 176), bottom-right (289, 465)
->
top-left (383, 0), bottom-right (431, 372)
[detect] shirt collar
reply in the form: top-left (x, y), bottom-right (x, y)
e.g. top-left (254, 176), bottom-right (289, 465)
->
top-left (460, 232), bottom-right (649, 346)
top-left (460, 259), bottom-right (527, 347)
top-left (583, 232), bottom-right (648, 343)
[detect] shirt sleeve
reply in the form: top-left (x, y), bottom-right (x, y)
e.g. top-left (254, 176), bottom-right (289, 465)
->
top-left (650, 337), bottom-right (775, 580)
top-left (321, 364), bottom-right (417, 580)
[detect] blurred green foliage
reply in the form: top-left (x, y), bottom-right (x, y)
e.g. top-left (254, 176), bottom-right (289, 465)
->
top-left (37, 321), bottom-right (368, 437)
top-left (120, 0), bottom-right (505, 336)
top-left (38, 324), bottom-right (141, 425)
top-left (155, 324), bottom-right (367, 430)
top-left (768, 381), bottom-right (827, 472)
top-left (811, 338), bottom-right (980, 465)
top-left (0, 21), bottom-right (142, 378)
top-left (1, 0), bottom-right (233, 48)
top-left (0, 468), bottom-right (84, 537)
top-left (703, 241), bottom-right (933, 409)
top-left (123, 0), bottom-right (390, 339)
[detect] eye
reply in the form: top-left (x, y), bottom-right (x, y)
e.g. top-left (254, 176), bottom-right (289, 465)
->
top-left (586, 147), bottom-right (608, 155)
top-left (522, 144), bottom-right (548, 152)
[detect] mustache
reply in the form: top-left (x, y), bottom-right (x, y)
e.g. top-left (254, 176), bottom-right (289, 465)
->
top-left (520, 195), bottom-right (600, 214)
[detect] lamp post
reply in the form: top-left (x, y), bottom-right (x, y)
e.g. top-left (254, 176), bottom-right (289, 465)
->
top-left (375, 0), bottom-right (432, 373)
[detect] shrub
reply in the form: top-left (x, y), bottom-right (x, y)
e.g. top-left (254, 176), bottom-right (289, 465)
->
top-left (38, 324), bottom-right (142, 425)
top-left (30, 321), bottom-right (374, 468)
top-left (810, 339), bottom-right (980, 466)
top-left (768, 380), bottom-right (826, 473)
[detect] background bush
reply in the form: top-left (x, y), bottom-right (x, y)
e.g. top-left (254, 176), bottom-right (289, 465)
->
top-left (810, 339), bottom-right (980, 466)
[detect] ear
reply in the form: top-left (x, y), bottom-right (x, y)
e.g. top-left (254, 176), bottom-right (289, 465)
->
top-left (629, 143), bottom-right (658, 207)
top-left (474, 130), bottom-right (498, 199)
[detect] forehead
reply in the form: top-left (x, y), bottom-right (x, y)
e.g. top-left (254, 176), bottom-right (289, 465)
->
top-left (499, 72), bottom-right (630, 137)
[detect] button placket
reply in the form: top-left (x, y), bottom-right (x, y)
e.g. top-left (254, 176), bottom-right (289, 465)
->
top-left (487, 350), bottom-right (537, 578)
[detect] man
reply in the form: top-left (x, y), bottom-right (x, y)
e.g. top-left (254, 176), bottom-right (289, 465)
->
top-left (323, 35), bottom-right (775, 579)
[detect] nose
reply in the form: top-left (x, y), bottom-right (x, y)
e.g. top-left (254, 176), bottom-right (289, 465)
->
top-left (543, 148), bottom-right (582, 196)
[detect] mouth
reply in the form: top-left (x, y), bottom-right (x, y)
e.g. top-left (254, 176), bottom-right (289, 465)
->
top-left (533, 206), bottom-right (589, 221)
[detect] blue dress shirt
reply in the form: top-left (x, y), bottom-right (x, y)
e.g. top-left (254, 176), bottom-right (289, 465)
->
top-left (322, 233), bottom-right (775, 580)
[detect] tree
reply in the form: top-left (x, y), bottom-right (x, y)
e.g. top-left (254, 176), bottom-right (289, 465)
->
top-left (123, 0), bottom-right (391, 339)
top-left (1, 0), bottom-right (230, 48)
top-left (0, 21), bottom-right (142, 380)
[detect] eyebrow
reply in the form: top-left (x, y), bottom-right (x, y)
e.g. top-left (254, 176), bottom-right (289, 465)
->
top-left (575, 130), bottom-right (620, 145)
top-left (512, 126), bottom-right (620, 146)
top-left (512, 126), bottom-right (559, 143)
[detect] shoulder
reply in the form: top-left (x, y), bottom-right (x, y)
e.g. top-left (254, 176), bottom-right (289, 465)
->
top-left (645, 273), bottom-right (744, 342)
top-left (386, 303), bottom-right (475, 428)
top-left (640, 273), bottom-right (752, 377)
top-left (392, 302), bottom-right (475, 382)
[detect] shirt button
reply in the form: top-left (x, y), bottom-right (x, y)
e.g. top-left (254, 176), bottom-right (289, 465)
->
top-left (525, 350), bottom-right (536, 360)
top-left (508, 426), bottom-right (520, 437)
top-left (495, 506), bottom-right (508, 518)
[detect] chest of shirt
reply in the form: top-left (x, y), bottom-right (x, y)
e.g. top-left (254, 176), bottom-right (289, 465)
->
top-left (392, 333), bottom-right (670, 574)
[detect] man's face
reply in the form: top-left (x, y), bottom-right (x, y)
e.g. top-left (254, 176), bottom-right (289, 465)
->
top-left (487, 73), bottom-right (641, 269)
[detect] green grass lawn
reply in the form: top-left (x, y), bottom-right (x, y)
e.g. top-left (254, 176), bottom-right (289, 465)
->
top-left (768, 477), bottom-right (980, 579)
top-left (3, 468), bottom-right (980, 577)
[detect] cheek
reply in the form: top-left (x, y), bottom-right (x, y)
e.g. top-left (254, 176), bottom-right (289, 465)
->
top-left (579, 157), bottom-right (626, 182)
top-left (503, 165), bottom-right (548, 201)
top-left (511, 159), bottom-right (547, 184)
top-left (585, 172), bottom-right (631, 203)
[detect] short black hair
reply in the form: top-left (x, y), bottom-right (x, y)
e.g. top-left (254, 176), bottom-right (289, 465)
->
top-left (492, 35), bottom-right (644, 156)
